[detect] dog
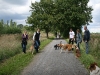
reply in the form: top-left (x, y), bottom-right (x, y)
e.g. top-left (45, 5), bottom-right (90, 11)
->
top-left (75, 47), bottom-right (81, 58)
top-left (60, 44), bottom-right (73, 53)
top-left (89, 62), bottom-right (100, 75)
top-left (54, 41), bottom-right (62, 50)
top-left (73, 44), bottom-right (81, 58)
top-left (30, 44), bottom-right (34, 54)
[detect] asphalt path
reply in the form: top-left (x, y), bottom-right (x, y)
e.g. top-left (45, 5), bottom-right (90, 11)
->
top-left (21, 39), bottom-right (89, 75)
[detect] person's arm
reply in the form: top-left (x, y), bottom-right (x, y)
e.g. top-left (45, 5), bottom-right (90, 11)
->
top-left (39, 33), bottom-right (40, 41)
top-left (33, 32), bottom-right (36, 41)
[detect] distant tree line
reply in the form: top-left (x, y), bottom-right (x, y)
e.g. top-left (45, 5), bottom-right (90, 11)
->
top-left (0, 19), bottom-right (22, 35)
top-left (27, 0), bottom-right (93, 38)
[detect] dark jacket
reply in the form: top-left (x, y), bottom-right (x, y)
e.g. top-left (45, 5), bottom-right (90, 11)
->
top-left (22, 34), bottom-right (28, 45)
top-left (83, 29), bottom-right (90, 42)
top-left (35, 32), bottom-right (40, 41)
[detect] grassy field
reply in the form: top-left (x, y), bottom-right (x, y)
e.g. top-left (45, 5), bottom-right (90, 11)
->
top-left (0, 31), bottom-right (54, 75)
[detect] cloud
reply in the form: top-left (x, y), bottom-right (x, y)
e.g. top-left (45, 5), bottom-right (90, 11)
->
top-left (2, 0), bottom-right (28, 5)
top-left (0, 0), bottom-right (41, 25)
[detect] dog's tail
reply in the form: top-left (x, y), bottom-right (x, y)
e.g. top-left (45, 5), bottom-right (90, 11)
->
top-left (60, 41), bottom-right (62, 44)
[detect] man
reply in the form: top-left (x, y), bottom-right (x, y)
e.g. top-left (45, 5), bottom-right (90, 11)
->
top-left (83, 26), bottom-right (90, 54)
top-left (33, 29), bottom-right (40, 53)
top-left (69, 28), bottom-right (75, 50)
top-left (69, 28), bottom-right (75, 44)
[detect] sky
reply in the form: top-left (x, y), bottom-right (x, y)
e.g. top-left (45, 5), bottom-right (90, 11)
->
top-left (0, 0), bottom-right (100, 33)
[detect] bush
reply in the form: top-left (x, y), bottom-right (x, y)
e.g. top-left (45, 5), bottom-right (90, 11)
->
top-left (3, 27), bottom-right (21, 34)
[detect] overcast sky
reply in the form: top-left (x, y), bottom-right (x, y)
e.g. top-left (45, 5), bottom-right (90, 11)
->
top-left (0, 0), bottom-right (100, 33)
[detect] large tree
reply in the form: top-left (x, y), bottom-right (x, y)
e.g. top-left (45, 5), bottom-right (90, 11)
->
top-left (27, 0), bottom-right (93, 38)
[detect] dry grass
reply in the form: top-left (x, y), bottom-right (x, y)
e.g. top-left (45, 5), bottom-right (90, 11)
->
top-left (0, 34), bottom-right (21, 50)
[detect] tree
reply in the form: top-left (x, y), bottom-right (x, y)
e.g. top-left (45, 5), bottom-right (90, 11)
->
top-left (27, 1), bottom-right (54, 38)
top-left (27, 0), bottom-right (93, 38)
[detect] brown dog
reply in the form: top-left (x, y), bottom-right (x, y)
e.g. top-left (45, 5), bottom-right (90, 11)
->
top-left (73, 44), bottom-right (81, 58)
top-left (60, 44), bottom-right (73, 53)
top-left (75, 48), bottom-right (81, 58)
top-left (30, 45), bottom-right (34, 54)
top-left (89, 62), bottom-right (100, 75)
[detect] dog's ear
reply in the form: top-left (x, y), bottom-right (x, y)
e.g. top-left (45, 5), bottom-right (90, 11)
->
top-left (89, 62), bottom-right (97, 71)
top-left (93, 62), bottom-right (97, 66)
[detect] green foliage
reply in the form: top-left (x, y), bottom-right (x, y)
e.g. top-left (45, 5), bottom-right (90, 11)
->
top-left (0, 19), bottom-right (22, 34)
top-left (3, 27), bottom-right (21, 34)
top-left (27, 0), bottom-right (93, 37)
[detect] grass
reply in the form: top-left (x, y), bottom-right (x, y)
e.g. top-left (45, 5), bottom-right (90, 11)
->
top-left (66, 34), bottom-right (100, 71)
top-left (0, 38), bottom-right (52, 75)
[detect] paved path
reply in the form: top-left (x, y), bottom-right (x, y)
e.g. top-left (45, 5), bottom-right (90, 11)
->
top-left (21, 39), bottom-right (89, 75)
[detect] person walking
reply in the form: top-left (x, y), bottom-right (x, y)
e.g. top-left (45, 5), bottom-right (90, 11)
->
top-left (83, 26), bottom-right (90, 54)
top-left (76, 29), bottom-right (82, 51)
top-left (22, 31), bottom-right (28, 53)
top-left (33, 29), bottom-right (40, 53)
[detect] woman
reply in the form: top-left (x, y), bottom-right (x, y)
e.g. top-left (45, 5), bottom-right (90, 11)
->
top-left (22, 31), bottom-right (28, 53)
top-left (76, 29), bottom-right (82, 51)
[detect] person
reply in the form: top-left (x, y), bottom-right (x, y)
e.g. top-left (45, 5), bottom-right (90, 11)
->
top-left (33, 29), bottom-right (40, 53)
top-left (83, 26), bottom-right (90, 54)
top-left (69, 28), bottom-right (75, 45)
top-left (21, 31), bottom-right (28, 53)
top-left (76, 29), bottom-right (82, 51)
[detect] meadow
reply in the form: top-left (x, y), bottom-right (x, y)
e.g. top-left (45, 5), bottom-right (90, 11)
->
top-left (0, 31), bottom-right (54, 75)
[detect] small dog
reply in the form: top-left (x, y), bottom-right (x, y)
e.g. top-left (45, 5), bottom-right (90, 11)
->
top-left (75, 48), bottom-right (81, 58)
top-left (73, 44), bottom-right (81, 58)
top-left (54, 44), bottom-right (60, 50)
top-left (54, 41), bottom-right (62, 50)
top-left (89, 62), bottom-right (100, 75)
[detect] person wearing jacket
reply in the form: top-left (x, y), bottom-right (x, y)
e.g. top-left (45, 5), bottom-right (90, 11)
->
top-left (76, 29), bottom-right (82, 51)
top-left (22, 31), bottom-right (28, 53)
top-left (33, 29), bottom-right (40, 53)
top-left (83, 26), bottom-right (90, 54)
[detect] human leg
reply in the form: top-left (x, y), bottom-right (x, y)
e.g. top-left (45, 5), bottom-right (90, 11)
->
top-left (22, 44), bottom-right (26, 53)
top-left (85, 42), bottom-right (89, 54)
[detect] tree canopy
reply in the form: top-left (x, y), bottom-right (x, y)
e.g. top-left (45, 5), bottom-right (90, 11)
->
top-left (27, 0), bottom-right (93, 38)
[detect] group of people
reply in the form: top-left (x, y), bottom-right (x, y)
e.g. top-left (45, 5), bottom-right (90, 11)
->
top-left (69, 25), bottom-right (90, 54)
top-left (21, 29), bottom-right (40, 53)
top-left (21, 25), bottom-right (90, 54)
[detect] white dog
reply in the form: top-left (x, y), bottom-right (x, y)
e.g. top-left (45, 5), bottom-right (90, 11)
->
top-left (89, 62), bottom-right (100, 75)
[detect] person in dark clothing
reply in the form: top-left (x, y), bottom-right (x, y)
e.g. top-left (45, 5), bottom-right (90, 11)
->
top-left (83, 26), bottom-right (90, 54)
top-left (33, 29), bottom-right (40, 53)
top-left (22, 31), bottom-right (28, 53)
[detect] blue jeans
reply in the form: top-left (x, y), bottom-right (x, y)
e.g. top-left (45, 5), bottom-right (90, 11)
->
top-left (77, 42), bottom-right (80, 51)
top-left (34, 40), bottom-right (40, 52)
top-left (22, 43), bottom-right (26, 53)
top-left (85, 42), bottom-right (89, 54)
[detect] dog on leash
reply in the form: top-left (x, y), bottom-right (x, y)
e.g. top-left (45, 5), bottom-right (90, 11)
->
top-left (89, 62), bottom-right (100, 75)
top-left (30, 44), bottom-right (34, 54)
top-left (73, 44), bottom-right (81, 58)
top-left (54, 41), bottom-right (62, 50)
top-left (60, 44), bottom-right (73, 53)
top-left (75, 47), bottom-right (81, 58)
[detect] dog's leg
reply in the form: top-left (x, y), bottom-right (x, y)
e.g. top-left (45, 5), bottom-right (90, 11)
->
top-left (60, 48), bottom-right (63, 53)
